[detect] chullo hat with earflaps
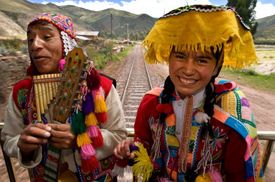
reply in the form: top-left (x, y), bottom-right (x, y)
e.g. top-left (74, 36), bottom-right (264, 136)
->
top-left (142, 5), bottom-right (257, 69)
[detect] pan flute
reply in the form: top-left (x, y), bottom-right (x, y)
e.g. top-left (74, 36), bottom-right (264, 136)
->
top-left (33, 47), bottom-right (86, 123)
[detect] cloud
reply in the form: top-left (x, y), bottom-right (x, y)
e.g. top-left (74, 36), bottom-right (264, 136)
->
top-left (41, 0), bottom-right (275, 19)
top-left (255, 1), bottom-right (275, 19)
top-left (44, 0), bottom-right (211, 18)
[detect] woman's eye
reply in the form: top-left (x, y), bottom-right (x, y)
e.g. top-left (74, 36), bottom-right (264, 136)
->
top-left (197, 58), bottom-right (210, 64)
top-left (175, 53), bottom-right (186, 59)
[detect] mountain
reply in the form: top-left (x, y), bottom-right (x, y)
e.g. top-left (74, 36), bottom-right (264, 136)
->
top-left (0, 0), bottom-right (156, 40)
top-left (254, 14), bottom-right (275, 44)
top-left (1, 0), bottom-right (275, 43)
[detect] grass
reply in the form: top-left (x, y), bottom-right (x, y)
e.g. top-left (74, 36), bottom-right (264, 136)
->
top-left (0, 39), bottom-right (27, 56)
top-left (219, 69), bottom-right (275, 94)
top-left (218, 45), bottom-right (275, 94)
top-left (255, 46), bottom-right (275, 61)
top-left (85, 39), bottom-right (133, 69)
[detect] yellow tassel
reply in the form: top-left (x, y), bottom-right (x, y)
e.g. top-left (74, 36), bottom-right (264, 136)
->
top-left (77, 133), bottom-right (91, 147)
top-left (132, 142), bottom-right (153, 182)
top-left (94, 92), bottom-right (107, 113)
top-left (195, 174), bottom-right (212, 182)
top-left (85, 112), bottom-right (98, 126)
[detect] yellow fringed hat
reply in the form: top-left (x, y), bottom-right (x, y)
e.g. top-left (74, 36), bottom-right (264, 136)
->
top-left (142, 5), bottom-right (257, 69)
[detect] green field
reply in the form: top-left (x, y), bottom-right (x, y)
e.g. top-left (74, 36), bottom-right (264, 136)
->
top-left (219, 45), bottom-right (275, 94)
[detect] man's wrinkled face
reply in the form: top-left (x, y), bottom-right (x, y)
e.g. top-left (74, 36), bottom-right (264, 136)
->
top-left (27, 21), bottom-right (63, 74)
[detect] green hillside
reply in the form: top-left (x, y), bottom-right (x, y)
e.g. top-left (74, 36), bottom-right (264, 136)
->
top-left (254, 14), bottom-right (275, 44)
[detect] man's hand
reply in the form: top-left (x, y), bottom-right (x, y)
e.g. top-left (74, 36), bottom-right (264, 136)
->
top-left (18, 123), bottom-right (52, 158)
top-left (48, 123), bottom-right (75, 149)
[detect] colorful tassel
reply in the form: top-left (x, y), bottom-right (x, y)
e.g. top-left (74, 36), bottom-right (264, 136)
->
top-left (93, 90), bottom-right (107, 113)
top-left (81, 144), bottom-right (96, 159)
top-left (95, 112), bottom-right (107, 123)
top-left (85, 112), bottom-right (98, 126)
top-left (86, 67), bottom-right (101, 90)
top-left (82, 93), bottom-right (94, 115)
top-left (77, 133), bottom-right (92, 147)
top-left (71, 112), bottom-right (86, 134)
top-left (132, 142), bottom-right (153, 182)
top-left (209, 170), bottom-right (223, 182)
top-left (195, 174), bottom-right (212, 182)
top-left (58, 58), bottom-right (66, 71)
top-left (81, 156), bottom-right (100, 174)
top-left (87, 125), bottom-right (98, 137)
top-left (91, 127), bottom-right (103, 148)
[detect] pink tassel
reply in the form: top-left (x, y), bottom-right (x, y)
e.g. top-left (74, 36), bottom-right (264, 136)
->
top-left (87, 126), bottom-right (98, 138)
top-left (58, 58), bottom-right (66, 71)
top-left (81, 144), bottom-right (96, 159)
top-left (209, 170), bottom-right (223, 182)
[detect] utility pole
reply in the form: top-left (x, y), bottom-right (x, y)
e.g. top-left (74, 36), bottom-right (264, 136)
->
top-left (126, 23), bottom-right (129, 41)
top-left (110, 13), bottom-right (113, 39)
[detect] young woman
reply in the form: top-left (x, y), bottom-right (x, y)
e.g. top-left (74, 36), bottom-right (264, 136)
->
top-left (1, 13), bottom-right (127, 181)
top-left (114, 5), bottom-right (262, 182)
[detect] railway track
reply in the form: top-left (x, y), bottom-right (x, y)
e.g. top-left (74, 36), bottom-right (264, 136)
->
top-left (118, 45), bottom-right (152, 130)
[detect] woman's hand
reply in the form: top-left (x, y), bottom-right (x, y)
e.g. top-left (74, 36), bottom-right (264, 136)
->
top-left (48, 123), bottom-right (75, 149)
top-left (18, 123), bottom-right (52, 158)
top-left (113, 139), bottom-right (135, 159)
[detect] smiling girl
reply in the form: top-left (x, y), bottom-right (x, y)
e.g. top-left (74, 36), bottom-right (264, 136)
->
top-left (114, 5), bottom-right (262, 182)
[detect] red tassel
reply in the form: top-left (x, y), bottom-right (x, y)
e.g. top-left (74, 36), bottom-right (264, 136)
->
top-left (81, 156), bottom-right (100, 174)
top-left (86, 68), bottom-right (101, 90)
top-left (115, 158), bottom-right (128, 167)
top-left (95, 112), bottom-right (107, 123)
top-left (92, 128), bottom-right (104, 148)
top-left (156, 104), bottom-right (173, 114)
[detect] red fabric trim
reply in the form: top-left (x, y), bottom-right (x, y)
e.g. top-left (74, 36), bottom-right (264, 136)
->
top-left (215, 81), bottom-right (237, 94)
top-left (12, 77), bottom-right (33, 111)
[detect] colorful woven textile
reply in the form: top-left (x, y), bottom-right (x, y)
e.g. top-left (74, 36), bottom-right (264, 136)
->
top-left (29, 12), bottom-right (76, 38)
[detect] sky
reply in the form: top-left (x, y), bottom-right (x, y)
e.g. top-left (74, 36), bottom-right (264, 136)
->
top-left (27, 0), bottom-right (275, 19)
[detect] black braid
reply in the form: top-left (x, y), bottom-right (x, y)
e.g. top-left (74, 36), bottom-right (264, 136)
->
top-left (203, 78), bottom-right (216, 118)
top-left (203, 45), bottom-right (224, 118)
top-left (202, 46), bottom-right (224, 138)
top-left (159, 76), bottom-right (175, 123)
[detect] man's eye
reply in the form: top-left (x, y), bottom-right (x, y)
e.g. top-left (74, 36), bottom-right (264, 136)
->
top-left (44, 35), bottom-right (52, 40)
top-left (28, 38), bottom-right (34, 43)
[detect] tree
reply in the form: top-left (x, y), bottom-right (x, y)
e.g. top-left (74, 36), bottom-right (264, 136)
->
top-left (227, 0), bottom-right (258, 35)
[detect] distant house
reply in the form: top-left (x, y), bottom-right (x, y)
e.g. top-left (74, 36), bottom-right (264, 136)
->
top-left (76, 31), bottom-right (100, 40)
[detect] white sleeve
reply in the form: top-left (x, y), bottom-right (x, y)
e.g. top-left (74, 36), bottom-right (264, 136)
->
top-left (1, 93), bottom-right (42, 168)
top-left (95, 85), bottom-right (127, 160)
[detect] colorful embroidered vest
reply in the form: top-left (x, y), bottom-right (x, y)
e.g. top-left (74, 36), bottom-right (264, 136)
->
top-left (135, 80), bottom-right (263, 182)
